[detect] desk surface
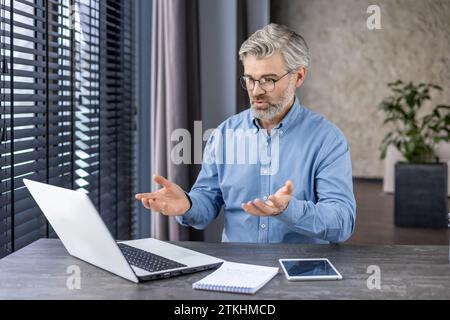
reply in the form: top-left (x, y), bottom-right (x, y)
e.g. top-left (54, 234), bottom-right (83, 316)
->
top-left (0, 239), bottom-right (449, 299)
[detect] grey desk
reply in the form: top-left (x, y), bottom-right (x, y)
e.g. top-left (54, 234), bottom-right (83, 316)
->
top-left (0, 239), bottom-right (449, 299)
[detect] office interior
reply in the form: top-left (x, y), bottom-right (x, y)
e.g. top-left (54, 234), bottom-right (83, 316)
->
top-left (0, 0), bottom-right (449, 300)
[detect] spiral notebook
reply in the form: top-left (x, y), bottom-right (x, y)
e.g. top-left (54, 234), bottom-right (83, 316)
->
top-left (192, 261), bottom-right (279, 295)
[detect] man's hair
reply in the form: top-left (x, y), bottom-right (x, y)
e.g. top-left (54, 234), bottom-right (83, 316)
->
top-left (239, 23), bottom-right (310, 71)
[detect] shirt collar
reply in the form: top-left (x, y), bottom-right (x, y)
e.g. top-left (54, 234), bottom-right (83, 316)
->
top-left (250, 96), bottom-right (302, 133)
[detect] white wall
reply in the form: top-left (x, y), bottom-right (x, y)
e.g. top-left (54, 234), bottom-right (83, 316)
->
top-left (272, 0), bottom-right (450, 178)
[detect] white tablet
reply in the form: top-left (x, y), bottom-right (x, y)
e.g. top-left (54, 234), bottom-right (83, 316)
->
top-left (279, 258), bottom-right (343, 281)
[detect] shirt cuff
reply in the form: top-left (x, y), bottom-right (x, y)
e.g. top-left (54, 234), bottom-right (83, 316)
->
top-left (275, 197), bottom-right (305, 226)
top-left (175, 192), bottom-right (198, 227)
top-left (185, 192), bottom-right (192, 210)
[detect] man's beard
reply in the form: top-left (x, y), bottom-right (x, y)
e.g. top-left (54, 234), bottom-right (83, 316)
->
top-left (250, 79), bottom-right (296, 121)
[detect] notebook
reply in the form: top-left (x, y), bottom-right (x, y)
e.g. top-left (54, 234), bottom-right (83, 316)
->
top-left (192, 261), bottom-right (279, 295)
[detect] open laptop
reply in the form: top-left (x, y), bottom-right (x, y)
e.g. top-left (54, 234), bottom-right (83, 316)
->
top-left (23, 178), bottom-right (224, 283)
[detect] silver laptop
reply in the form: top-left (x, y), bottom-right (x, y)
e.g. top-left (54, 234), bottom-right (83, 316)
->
top-left (23, 178), bottom-right (224, 283)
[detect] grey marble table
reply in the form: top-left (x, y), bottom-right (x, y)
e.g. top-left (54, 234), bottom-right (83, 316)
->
top-left (0, 239), bottom-right (449, 300)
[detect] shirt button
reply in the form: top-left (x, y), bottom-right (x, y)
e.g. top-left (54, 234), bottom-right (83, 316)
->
top-left (263, 196), bottom-right (268, 201)
top-left (279, 130), bottom-right (284, 135)
top-left (261, 224), bottom-right (266, 229)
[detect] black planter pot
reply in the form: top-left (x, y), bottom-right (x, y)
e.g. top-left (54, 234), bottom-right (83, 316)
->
top-left (395, 162), bottom-right (448, 228)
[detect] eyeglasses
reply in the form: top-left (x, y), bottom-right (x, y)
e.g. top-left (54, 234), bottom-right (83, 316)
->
top-left (239, 70), bottom-right (292, 92)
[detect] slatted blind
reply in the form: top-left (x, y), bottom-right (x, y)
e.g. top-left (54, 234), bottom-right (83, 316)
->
top-left (0, 0), bottom-right (135, 258)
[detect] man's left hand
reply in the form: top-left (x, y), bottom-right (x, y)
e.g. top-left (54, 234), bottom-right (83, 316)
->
top-left (241, 180), bottom-right (294, 216)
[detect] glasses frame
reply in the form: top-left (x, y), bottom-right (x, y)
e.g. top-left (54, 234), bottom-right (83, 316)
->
top-left (239, 70), bottom-right (293, 92)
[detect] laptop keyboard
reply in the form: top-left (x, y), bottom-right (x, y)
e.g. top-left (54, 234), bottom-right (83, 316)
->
top-left (118, 243), bottom-right (187, 273)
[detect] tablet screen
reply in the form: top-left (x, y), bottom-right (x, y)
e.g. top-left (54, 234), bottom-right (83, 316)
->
top-left (281, 260), bottom-right (338, 277)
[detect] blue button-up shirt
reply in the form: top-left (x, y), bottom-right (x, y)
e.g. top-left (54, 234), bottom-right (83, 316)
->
top-left (176, 97), bottom-right (356, 244)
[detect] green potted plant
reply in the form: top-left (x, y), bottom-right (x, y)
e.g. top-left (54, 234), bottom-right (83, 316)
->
top-left (378, 80), bottom-right (450, 228)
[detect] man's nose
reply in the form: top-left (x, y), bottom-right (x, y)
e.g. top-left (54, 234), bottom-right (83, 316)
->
top-left (251, 81), bottom-right (265, 96)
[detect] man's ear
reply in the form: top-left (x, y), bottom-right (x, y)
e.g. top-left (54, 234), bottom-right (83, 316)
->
top-left (295, 67), bottom-right (307, 87)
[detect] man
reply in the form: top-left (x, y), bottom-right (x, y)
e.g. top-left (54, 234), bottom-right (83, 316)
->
top-left (136, 23), bottom-right (356, 244)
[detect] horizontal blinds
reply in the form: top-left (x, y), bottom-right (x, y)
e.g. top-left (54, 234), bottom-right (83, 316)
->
top-left (46, 0), bottom-right (76, 238)
top-left (116, 0), bottom-right (135, 240)
top-left (1, 0), bottom-right (48, 255)
top-left (99, 0), bottom-right (117, 237)
top-left (98, 0), bottom-right (135, 240)
top-left (0, 0), bottom-right (135, 258)
top-left (110, 0), bottom-right (135, 241)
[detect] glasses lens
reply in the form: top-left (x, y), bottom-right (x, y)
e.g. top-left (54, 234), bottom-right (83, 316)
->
top-left (260, 78), bottom-right (275, 92)
top-left (239, 76), bottom-right (276, 92)
top-left (240, 76), bottom-right (253, 90)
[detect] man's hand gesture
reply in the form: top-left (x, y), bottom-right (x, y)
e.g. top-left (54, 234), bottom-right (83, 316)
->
top-left (241, 180), bottom-right (293, 216)
top-left (135, 174), bottom-right (191, 216)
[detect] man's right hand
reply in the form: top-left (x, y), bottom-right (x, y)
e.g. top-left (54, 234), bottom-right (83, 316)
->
top-left (135, 174), bottom-right (191, 216)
